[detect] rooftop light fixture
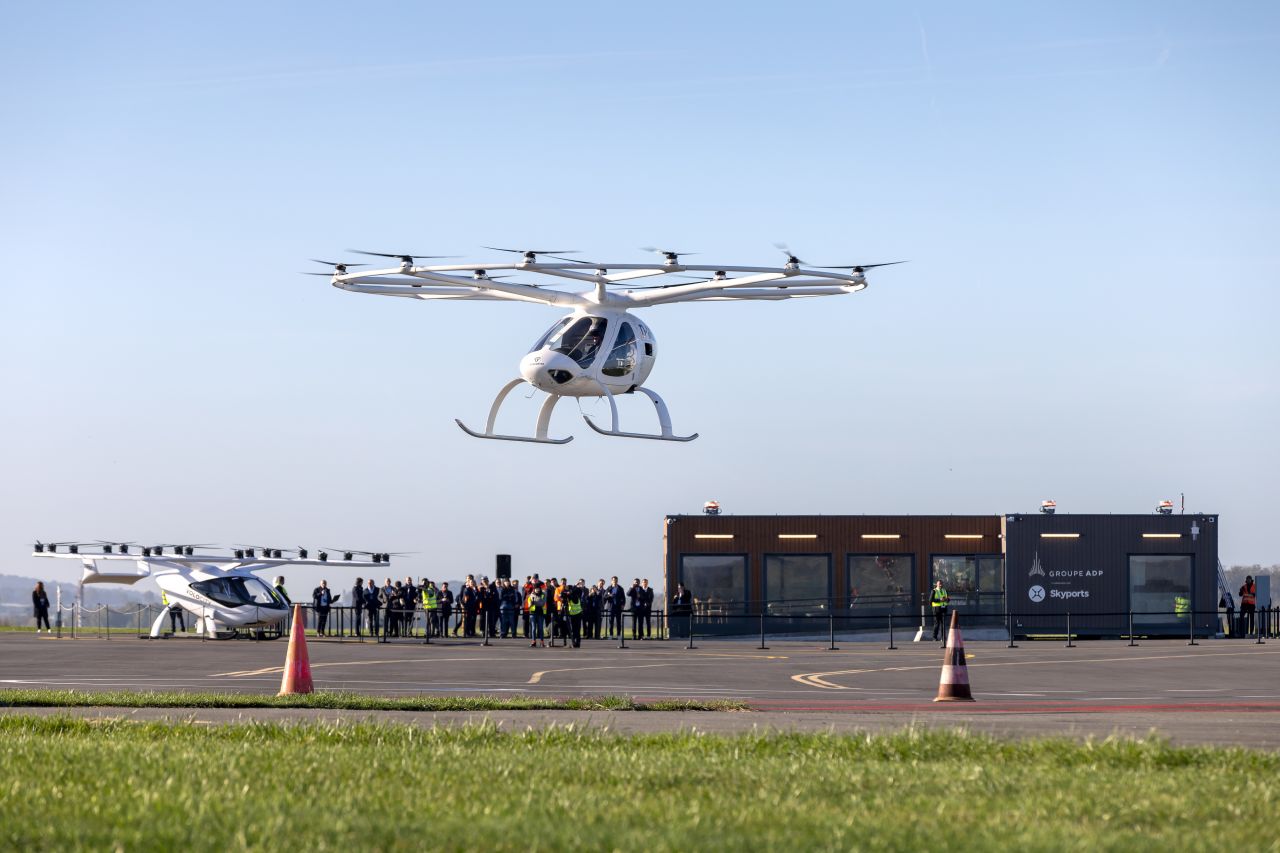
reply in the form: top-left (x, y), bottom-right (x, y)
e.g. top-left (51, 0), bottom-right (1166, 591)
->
top-left (1142, 533), bottom-right (1182, 539)
top-left (778, 534), bottom-right (818, 539)
top-left (694, 534), bottom-right (734, 540)
top-left (860, 534), bottom-right (901, 540)
top-left (1040, 533), bottom-right (1081, 539)
top-left (944, 534), bottom-right (984, 540)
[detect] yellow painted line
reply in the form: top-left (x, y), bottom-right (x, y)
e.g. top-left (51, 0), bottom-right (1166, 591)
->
top-left (528, 663), bottom-right (675, 685)
top-left (791, 647), bottom-right (1280, 690)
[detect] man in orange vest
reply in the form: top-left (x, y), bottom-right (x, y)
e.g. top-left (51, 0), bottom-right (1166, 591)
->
top-left (1239, 575), bottom-right (1257, 637)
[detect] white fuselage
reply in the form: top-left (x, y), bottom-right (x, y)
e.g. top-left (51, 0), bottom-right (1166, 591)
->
top-left (519, 309), bottom-right (657, 397)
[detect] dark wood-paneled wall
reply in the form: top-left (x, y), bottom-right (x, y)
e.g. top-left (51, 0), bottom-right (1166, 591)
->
top-left (664, 515), bottom-right (1003, 608)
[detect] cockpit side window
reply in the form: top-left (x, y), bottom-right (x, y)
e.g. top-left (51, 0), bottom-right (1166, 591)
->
top-left (529, 317), bottom-right (572, 353)
top-left (602, 322), bottom-right (637, 377)
top-left (551, 317), bottom-right (608, 368)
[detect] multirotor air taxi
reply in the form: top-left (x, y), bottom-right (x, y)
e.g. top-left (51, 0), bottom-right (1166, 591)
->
top-left (315, 246), bottom-right (902, 443)
top-left (32, 542), bottom-right (387, 639)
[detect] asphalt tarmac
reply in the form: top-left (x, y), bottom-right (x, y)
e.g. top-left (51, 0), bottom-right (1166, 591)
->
top-left (4, 632), bottom-right (1279, 747)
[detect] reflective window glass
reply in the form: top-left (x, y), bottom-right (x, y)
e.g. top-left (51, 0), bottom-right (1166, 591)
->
top-left (847, 555), bottom-right (914, 612)
top-left (680, 555), bottom-right (747, 615)
top-left (530, 317), bottom-right (571, 353)
top-left (765, 554), bottom-right (831, 616)
top-left (549, 317), bottom-right (608, 368)
top-left (602, 323), bottom-right (637, 377)
top-left (1130, 555), bottom-right (1192, 627)
top-left (977, 557), bottom-right (1004, 594)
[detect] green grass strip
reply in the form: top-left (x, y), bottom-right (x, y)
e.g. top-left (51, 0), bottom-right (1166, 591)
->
top-left (0, 688), bottom-right (746, 713)
top-left (0, 716), bottom-right (1274, 851)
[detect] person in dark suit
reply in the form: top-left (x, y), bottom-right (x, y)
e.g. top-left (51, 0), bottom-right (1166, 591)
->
top-left (628, 579), bottom-right (643, 639)
top-left (460, 581), bottom-right (479, 638)
top-left (351, 578), bottom-right (365, 637)
top-left (363, 579), bottom-right (381, 636)
top-left (311, 580), bottom-right (338, 636)
top-left (582, 581), bottom-right (600, 640)
top-left (439, 583), bottom-right (454, 637)
top-left (606, 577), bottom-right (626, 638)
top-left (640, 578), bottom-right (655, 638)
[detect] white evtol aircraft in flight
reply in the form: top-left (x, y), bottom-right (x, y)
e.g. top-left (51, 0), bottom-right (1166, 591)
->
top-left (314, 245), bottom-right (902, 444)
top-left (32, 542), bottom-right (386, 638)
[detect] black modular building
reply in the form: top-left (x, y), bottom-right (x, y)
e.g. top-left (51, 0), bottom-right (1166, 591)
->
top-left (1003, 513), bottom-right (1219, 637)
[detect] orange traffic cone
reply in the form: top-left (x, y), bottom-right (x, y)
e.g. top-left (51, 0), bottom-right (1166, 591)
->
top-left (278, 604), bottom-right (314, 696)
top-left (933, 610), bottom-right (974, 702)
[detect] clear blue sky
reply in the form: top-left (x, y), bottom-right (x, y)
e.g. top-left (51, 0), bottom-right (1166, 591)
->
top-left (2, 1), bottom-right (1276, 594)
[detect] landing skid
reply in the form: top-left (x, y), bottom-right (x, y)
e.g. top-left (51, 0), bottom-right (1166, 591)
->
top-left (455, 378), bottom-right (574, 444)
top-left (583, 386), bottom-right (698, 442)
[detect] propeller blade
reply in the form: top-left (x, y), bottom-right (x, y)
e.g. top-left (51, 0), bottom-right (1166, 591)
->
top-left (482, 247), bottom-right (580, 256)
top-left (813, 261), bottom-right (908, 271)
top-left (310, 259), bottom-right (368, 268)
top-left (347, 250), bottom-right (459, 260)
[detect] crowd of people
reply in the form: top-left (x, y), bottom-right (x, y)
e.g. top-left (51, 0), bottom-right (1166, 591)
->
top-left (294, 574), bottom-right (667, 645)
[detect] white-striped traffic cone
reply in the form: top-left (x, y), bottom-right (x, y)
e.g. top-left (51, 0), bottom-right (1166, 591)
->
top-left (933, 610), bottom-right (974, 702)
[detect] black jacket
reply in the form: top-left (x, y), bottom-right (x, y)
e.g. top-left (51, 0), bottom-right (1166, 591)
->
top-left (33, 590), bottom-right (50, 615)
top-left (352, 584), bottom-right (365, 610)
top-left (312, 587), bottom-right (337, 610)
top-left (628, 585), bottom-right (643, 610)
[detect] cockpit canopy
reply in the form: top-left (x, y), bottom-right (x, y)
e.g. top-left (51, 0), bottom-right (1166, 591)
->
top-left (191, 576), bottom-right (284, 609)
top-left (530, 316), bottom-right (608, 369)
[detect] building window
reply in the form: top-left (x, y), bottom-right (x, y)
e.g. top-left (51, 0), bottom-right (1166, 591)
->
top-left (679, 555), bottom-right (748, 616)
top-left (847, 554), bottom-right (914, 614)
top-left (1129, 555), bottom-right (1192, 627)
top-left (765, 554), bottom-right (831, 616)
top-left (931, 555), bottom-right (1003, 614)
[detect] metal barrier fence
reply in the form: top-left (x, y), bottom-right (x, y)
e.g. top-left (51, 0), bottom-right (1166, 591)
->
top-left (30, 603), bottom-right (1279, 647)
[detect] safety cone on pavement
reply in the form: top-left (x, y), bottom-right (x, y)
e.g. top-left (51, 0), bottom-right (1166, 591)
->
top-left (277, 604), bottom-right (314, 696)
top-left (933, 610), bottom-right (974, 702)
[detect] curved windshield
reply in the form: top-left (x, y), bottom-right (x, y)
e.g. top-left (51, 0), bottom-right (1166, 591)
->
top-left (547, 317), bottom-right (608, 368)
top-left (192, 577), bottom-right (284, 608)
top-left (530, 317), bottom-right (571, 353)
top-left (602, 322), bottom-right (637, 377)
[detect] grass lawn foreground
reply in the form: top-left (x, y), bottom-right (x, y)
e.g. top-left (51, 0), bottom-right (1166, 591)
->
top-left (1, 715), bottom-right (1275, 851)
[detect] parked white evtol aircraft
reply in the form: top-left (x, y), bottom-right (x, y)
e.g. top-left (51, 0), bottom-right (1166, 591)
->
top-left (32, 542), bottom-right (385, 638)
top-left (315, 245), bottom-right (903, 443)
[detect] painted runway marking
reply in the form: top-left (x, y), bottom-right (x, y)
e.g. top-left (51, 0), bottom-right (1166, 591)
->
top-left (528, 663), bottom-right (675, 685)
top-left (791, 647), bottom-right (1280, 690)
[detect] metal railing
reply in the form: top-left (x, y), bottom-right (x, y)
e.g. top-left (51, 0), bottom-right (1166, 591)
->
top-left (26, 602), bottom-right (1278, 648)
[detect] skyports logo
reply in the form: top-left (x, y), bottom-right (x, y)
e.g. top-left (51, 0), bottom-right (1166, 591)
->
top-left (1049, 589), bottom-right (1090, 600)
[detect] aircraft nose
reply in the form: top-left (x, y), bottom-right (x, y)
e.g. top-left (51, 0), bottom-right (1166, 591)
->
top-left (520, 350), bottom-right (577, 389)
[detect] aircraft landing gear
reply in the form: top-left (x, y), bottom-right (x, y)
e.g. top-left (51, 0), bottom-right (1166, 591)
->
top-left (582, 386), bottom-right (698, 442)
top-left (455, 378), bottom-right (574, 444)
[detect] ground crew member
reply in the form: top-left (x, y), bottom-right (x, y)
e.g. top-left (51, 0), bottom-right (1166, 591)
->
top-left (1239, 576), bottom-right (1257, 636)
top-left (527, 583), bottom-right (547, 648)
top-left (273, 576), bottom-right (291, 605)
top-left (421, 581), bottom-right (439, 638)
top-left (566, 585), bottom-right (584, 648)
top-left (162, 590), bottom-right (186, 634)
top-left (930, 580), bottom-right (950, 642)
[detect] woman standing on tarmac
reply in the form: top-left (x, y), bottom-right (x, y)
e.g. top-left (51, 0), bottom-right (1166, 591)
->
top-left (32, 582), bottom-right (51, 633)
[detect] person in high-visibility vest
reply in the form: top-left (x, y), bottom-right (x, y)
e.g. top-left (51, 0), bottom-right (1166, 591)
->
top-left (566, 585), bottom-right (584, 648)
top-left (162, 590), bottom-right (186, 634)
top-left (930, 580), bottom-right (950, 642)
top-left (421, 581), bottom-right (439, 638)
top-left (1240, 576), bottom-right (1257, 636)
top-left (526, 583), bottom-right (547, 648)
top-left (1174, 594), bottom-right (1190, 619)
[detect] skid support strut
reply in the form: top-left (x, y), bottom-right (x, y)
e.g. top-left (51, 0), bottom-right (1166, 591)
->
top-left (456, 379), bottom-right (573, 444)
top-left (583, 386), bottom-right (698, 442)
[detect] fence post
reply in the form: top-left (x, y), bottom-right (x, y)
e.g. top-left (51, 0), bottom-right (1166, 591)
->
top-left (1189, 606), bottom-right (1198, 646)
top-left (1128, 607), bottom-right (1138, 646)
top-left (758, 607), bottom-right (769, 650)
top-left (686, 612), bottom-right (695, 650)
top-left (887, 612), bottom-right (897, 650)
top-left (827, 604), bottom-right (838, 651)
top-left (618, 612), bottom-right (627, 649)
top-left (1256, 608), bottom-right (1266, 645)
top-left (1065, 611), bottom-right (1074, 648)
top-left (1006, 609), bottom-right (1017, 649)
